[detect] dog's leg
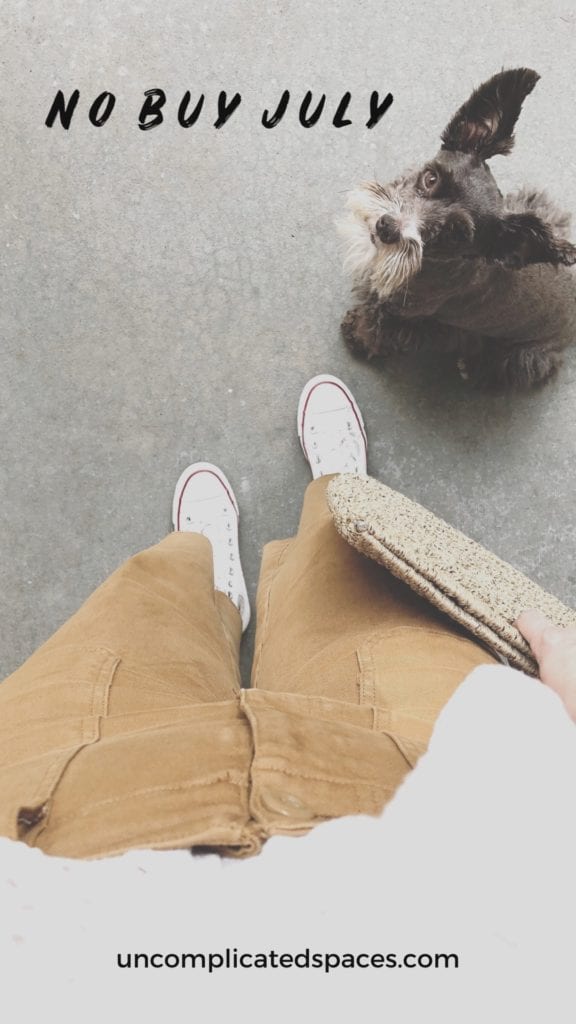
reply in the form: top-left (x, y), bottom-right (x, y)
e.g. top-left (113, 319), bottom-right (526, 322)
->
top-left (462, 339), bottom-right (563, 390)
top-left (342, 305), bottom-right (425, 359)
top-left (341, 305), bottom-right (381, 359)
top-left (504, 187), bottom-right (572, 239)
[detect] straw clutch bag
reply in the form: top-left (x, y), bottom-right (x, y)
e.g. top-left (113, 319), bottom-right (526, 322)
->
top-left (327, 474), bottom-right (576, 676)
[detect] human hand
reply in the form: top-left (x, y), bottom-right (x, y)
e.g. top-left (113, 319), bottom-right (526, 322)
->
top-left (516, 609), bottom-right (576, 723)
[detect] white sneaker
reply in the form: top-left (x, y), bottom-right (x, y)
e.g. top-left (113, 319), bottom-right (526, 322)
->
top-left (171, 462), bottom-right (251, 631)
top-left (297, 374), bottom-right (368, 478)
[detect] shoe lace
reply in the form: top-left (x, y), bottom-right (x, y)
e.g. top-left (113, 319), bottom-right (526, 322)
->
top-left (183, 512), bottom-right (236, 590)
top-left (309, 421), bottom-right (364, 475)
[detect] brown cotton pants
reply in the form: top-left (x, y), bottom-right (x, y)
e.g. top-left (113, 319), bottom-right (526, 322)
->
top-left (0, 477), bottom-right (495, 859)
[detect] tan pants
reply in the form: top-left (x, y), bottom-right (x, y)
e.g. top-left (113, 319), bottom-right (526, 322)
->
top-left (0, 478), bottom-right (495, 859)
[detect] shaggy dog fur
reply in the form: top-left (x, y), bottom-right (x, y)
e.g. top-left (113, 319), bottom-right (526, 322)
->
top-left (339, 69), bottom-right (576, 389)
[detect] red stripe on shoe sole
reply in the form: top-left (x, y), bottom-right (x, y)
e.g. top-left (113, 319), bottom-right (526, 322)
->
top-left (299, 380), bottom-right (367, 463)
top-left (176, 469), bottom-right (238, 531)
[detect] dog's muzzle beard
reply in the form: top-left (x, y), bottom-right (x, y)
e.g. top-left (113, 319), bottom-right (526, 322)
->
top-left (369, 236), bottom-right (423, 299)
top-left (338, 184), bottom-right (424, 299)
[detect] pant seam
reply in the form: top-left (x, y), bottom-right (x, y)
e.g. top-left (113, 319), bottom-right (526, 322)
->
top-left (213, 594), bottom-right (242, 691)
top-left (252, 540), bottom-right (293, 689)
top-left (43, 771), bottom-right (249, 829)
top-left (356, 647), bottom-right (375, 706)
top-left (253, 763), bottom-right (395, 792)
top-left (68, 823), bottom-right (263, 860)
top-left (29, 654), bottom-right (119, 808)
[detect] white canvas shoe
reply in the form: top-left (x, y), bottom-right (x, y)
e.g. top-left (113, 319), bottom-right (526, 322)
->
top-left (172, 462), bottom-right (251, 631)
top-left (297, 374), bottom-right (368, 478)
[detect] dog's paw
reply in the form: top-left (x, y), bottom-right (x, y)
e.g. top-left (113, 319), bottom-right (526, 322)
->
top-left (459, 346), bottom-right (562, 391)
top-left (457, 357), bottom-right (470, 381)
top-left (341, 307), bottom-right (379, 360)
top-left (555, 239), bottom-right (576, 267)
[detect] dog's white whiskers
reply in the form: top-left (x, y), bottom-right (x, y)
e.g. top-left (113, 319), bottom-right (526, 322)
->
top-left (338, 182), bottom-right (423, 297)
top-left (370, 238), bottom-right (423, 299)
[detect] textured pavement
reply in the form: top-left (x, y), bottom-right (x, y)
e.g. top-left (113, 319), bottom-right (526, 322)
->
top-left (1, 0), bottom-right (575, 683)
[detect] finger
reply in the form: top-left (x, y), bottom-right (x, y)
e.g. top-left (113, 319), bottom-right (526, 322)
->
top-left (517, 610), bottom-right (567, 665)
top-left (515, 609), bottom-right (558, 660)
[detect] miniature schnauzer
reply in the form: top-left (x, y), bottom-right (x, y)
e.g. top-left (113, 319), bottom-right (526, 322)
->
top-left (339, 68), bottom-right (576, 389)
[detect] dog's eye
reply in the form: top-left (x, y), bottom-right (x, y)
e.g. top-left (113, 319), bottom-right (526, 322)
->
top-left (421, 169), bottom-right (439, 192)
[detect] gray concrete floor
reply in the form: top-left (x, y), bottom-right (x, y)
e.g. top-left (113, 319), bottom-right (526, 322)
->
top-left (1, 0), bottom-right (575, 684)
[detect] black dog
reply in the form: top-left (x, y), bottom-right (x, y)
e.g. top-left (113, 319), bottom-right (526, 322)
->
top-left (339, 68), bottom-right (576, 389)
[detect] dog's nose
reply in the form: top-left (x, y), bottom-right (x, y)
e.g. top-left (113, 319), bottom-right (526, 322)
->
top-left (375, 214), bottom-right (401, 245)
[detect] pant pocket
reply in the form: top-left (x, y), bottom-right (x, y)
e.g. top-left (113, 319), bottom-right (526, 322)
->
top-left (0, 644), bottom-right (120, 843)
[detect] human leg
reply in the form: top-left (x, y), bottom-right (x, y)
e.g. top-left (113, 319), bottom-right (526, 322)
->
top-left (252, 376), bottom-right (496, 742)
top-left (0, 464), bottom-right (257, 858)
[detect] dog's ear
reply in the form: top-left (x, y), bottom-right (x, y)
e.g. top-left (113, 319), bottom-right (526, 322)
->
top-left (441, 68), bottom-right (539, 159)
top-left (477, 213), bottom-right (576, 268)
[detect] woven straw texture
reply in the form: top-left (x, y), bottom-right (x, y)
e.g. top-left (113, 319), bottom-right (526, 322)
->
top-left (327, 474), bottom-right (576, 676)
